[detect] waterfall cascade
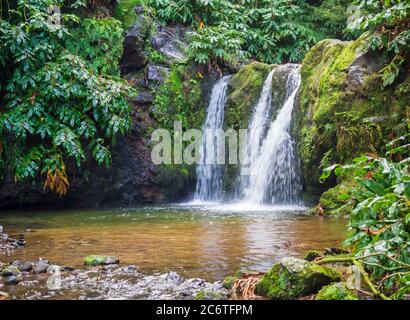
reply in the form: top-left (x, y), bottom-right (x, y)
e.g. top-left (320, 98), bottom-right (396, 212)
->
top-left (239, 69), bottom-right (276, 187)
top-left (194, 75), bottom-right (231, 202)
top-left (240, 64), bottom-right (302, 205)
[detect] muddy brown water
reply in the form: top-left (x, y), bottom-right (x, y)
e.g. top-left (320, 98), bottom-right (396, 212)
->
top-left (0, 204), bottom-right (346, 281)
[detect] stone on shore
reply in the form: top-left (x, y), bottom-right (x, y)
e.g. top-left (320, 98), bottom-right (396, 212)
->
top-left (255, 257), bottom-right (342, 299)
top-left (84, 255), bottom-right (120, 266)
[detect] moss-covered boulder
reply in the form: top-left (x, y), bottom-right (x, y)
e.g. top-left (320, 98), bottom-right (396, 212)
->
top-left (83, 255), bottom-right (119, 266)
top-left (255, 257), bottom-right (342, 299)
top-left (294, 36), bottom-right (409, 202)
top-left (315, 282), bottom-right (359, 300)
top-left (0, 265), bottom-right (21, 277)
top-left (304, 250), bottom-right (323, 262)
top-left (225, 62), bottom-right (273, 131)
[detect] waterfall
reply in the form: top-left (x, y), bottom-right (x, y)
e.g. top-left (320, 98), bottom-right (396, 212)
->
top-left (240, 64), bottom-right (302, 204)
top-left (239, 69), bottom-right (276, 187)
top-left (194, 75), bottom-right (231, 202)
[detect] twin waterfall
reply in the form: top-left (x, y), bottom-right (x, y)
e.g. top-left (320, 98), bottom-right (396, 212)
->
top-left (194, 65), bottom-right (302, 205)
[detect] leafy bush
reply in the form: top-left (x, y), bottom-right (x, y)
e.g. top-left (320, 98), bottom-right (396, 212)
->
top-left (321, 128), bottom-right (410, 298)
top-left (147, 0), bottom-right (350, 65)
top-left (187, 22), bottom-right (247, 70)
top-left (0, 0), bottom-right (134, 195)
top-left (65, 17), bottom-right (124, 75)
top-left (348, 0), bottom-right (410, 86)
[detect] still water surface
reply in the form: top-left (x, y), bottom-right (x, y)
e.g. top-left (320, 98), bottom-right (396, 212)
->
top-left (0, 204), bottom-right (345, 281)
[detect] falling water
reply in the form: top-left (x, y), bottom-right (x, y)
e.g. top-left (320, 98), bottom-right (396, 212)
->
top-left (194, 75), bottom-right (231, 202)
top-left (239, 69), bottom-right (276, 185)
top-left (241, 64), bottom-right (302, 204)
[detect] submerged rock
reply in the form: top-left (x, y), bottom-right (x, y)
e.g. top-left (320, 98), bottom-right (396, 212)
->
top-left (83, 255), bottom-right (119, 266)
top-left (255, 257), bottom-right (342, 299)
top-left (315, 282), bottom-right (359, 300)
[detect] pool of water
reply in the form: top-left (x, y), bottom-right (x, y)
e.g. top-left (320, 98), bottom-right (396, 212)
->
top-left (0, 204), bottom-right (346, 281)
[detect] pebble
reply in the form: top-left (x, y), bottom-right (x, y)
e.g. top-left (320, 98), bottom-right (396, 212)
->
top-left (47, 265), bottom-right (61, 274)
top-left (33, 263), bottom-right (49, 274)
top-left (12, 261), bottom-right (33, 272)
top-left (0, 225), bottom-right (3, 233)
top-left (4, 275), bottom-right (19, 285)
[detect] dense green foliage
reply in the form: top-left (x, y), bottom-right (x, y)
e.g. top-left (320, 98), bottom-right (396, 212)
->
top-left (348, 0), bottom-right (410, 86)
top-left (321, 130), bottom-right (410, 298)
top-left (65, 17), bottom-right (124, 75)
top-left (147, 0), bottom-right (349, 66)
top-left (0, 0), bottom-right (134, 194)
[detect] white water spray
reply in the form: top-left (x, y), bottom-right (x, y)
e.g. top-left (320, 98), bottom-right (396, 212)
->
top-left (194, 76), bottom-right (231, 202)
top-left (241, 64), bottom-right (302, 204)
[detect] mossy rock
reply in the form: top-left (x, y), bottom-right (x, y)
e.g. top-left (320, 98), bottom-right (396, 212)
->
top-left (255, 257), bottom-right (342, 299)
top-left (304, 250), bottom-right (323, 262)
top-left (222, 276), bottom-right (236, 290)
top-left (225, 61), bottom-right (273, 131)
top-left (83, 255), bottom-right (119, 266)
top-left (294, 35), bottom-right (409, 195)
top-left (315, 282), bottom-right (359, 300)
top-left (114, 0), bottom-right (143, 29)
top-left (0, 265), bottom-right (21, 277)
top-left (195, 290), bottom-right (227, 300)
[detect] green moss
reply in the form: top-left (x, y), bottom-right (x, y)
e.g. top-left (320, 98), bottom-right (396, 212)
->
top-left (225, 62), bottom-right (273, 130)
top-left (255, 257), bottom-right (342, 299)
top-left (152, 63), bottom-right (205, 131)
top-left (222, 276), bottom-right (236, 289)
top-left (294, 36), bottom-right (409, 196)
top-left (0, 265), bottom-right (21, 277)
top-left (315, 282), bottom-right (359, 300)
top-left (113, 0), bottom-right (144, 29)
top-left (195, 290), bottom-right (226, 300)
top-left (313, 173), bottom-right (358, 216)
top-left (304, 250), bottom-right (323, 262)
top-left (83, 255), bottom-right (119, 266)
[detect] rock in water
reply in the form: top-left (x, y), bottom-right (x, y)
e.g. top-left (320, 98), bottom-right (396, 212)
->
top-left (4, 275), bottom-right (19, 285)
top-left (83, 255), bottom-right (119, 266)
top-left (255, 257), bottom-right (342, 299)
top-left (33, 262), bottom-right (49, 274)
top-left (47, 265), bottom-right (61, 274)
top-left (315, 282), bottom-right (359, 300)
top-left (12, 261), bottom-right (33, 272)
top-left (0, 265), bottom-right (21, 277)
top-left (17, 234), bottom-right (26, 246)
top-left (304, 250), bottom-right (323, 262)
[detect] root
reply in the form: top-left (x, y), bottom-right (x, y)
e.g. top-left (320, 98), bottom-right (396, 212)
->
top-left (232, 276), bottom-right (262, 299)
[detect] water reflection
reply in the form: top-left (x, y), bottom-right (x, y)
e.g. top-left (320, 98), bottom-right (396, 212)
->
top-left (0, 205), bottom-right (346, 281)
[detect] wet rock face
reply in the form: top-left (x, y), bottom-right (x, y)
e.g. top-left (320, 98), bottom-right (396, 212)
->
top-left (120, 14), bottom-right (151, 74)
top-left (255, 257), bottom-right (342, 299)
top-left (151, 25), bottom-right (188, 63)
